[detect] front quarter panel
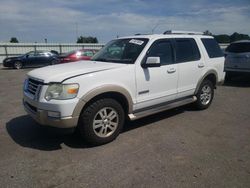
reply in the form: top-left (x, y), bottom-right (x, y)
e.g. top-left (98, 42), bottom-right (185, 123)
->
top-left (63, 64), bottom-right (136, 114)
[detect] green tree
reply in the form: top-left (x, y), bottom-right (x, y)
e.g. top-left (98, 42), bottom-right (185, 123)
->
top-left (10, 37), bottom-right (19, 43)
top-left (230, 32), bottom-right (250, 42)
top-left (77, 36), bottom-right (98, 43)
top-left (214, 34), bottom-right (231, 43)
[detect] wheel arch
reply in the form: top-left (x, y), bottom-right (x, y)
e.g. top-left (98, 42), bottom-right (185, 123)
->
top-left (195, 70), bottom-right (218, 95)
top-left (73, 85), bottom-right (133, 118)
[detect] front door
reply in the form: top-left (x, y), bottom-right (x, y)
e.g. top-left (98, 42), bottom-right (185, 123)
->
top-left (135, 39), bottom-right (178, 111)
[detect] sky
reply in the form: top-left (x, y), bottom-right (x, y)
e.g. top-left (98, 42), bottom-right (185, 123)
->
top-left (0, 0), bottom-right (250, 43)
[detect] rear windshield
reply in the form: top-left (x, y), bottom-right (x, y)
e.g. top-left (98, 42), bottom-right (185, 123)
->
top-left (201, 38), bottom-right (224, 58)
top-left (225, 42), bottom-right (250, 53)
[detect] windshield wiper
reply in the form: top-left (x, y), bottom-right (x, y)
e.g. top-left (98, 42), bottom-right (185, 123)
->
top-left (92, 58), bottom-right (133, 64)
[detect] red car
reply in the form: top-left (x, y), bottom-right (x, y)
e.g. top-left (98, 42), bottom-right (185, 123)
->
top-left (60, 49), bottom-right (98, 63)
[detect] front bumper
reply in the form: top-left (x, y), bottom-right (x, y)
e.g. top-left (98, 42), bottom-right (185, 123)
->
top-left (23, 94), bottom-right (79, 128)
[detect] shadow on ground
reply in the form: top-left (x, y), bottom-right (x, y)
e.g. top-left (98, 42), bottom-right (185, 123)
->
top-left (6, 107), bottom-right (185, 151)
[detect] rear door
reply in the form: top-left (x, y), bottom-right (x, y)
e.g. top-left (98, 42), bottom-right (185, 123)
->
top-left (174, 38), bottom-right (203, 98)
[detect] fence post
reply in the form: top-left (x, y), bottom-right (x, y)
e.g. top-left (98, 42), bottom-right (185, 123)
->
top-left (34, 44), bottom-right (36, 52)
top-left (4, 45), bottom-right (8, 57)
top-left (59, 44), bottom-right (62, 54)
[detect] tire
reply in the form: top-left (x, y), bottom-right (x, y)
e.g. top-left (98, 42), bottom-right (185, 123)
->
top-left (13, 61), bottom-right (23, 69)
top-left (50, 60), bottom-right (57, 65)
top-left (79, 98), bottom-right (125, 145)
top-left (194, 80), bottom-right (214, 110)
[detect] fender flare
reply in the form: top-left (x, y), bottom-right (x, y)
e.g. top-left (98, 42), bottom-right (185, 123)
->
top-left (194, 70), bottom-right (218, 95)
top-left (72, 85), bottom-right (134, 117)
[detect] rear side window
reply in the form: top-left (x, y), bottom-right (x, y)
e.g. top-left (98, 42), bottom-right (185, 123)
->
top-left (175, 38), bottom-right (200, 63)
top-left (147, 40), bottom-right (174, 65)
top-left (225, 42), bottom-right (250, 53)
top-left (201, 38), bottom-right (223, 58)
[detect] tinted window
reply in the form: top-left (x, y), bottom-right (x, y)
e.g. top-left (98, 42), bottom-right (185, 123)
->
top-left (201, 38), bottom-right (223, 58)
top-left (225, 42), bottom-right (250, 53)
top-left (175, 38), bottom-right (200, 63)
top-left (147, 40), bottom-right (174, 65)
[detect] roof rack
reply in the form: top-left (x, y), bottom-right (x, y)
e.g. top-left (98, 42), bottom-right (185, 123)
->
top-left (134, 33), bottom-right (151, 36)
top-left (163, 30), bottom-right (204, 35)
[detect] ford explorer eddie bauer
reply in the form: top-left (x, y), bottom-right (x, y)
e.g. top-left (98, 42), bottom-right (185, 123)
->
top-left (23, 31), bottom-right (225, 145)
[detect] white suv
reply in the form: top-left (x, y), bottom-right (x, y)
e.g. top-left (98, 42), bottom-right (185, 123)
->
top-left (23, 31), bottom-right (225, 145)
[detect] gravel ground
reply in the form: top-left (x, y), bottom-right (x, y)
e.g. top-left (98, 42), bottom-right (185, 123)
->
top-left (0, 66), bottom-right (250, 188)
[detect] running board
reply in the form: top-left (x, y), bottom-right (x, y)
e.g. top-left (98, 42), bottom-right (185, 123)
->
top-left (128, 96), bottom-right (197, 121)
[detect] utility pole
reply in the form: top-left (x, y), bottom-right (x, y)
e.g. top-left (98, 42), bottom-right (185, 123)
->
top-left (151, 23), bottom-right (160, 34)
top-left (151, 21), bottom-right (169, 34)
top-left (76, 22), bottom-right (78, 40)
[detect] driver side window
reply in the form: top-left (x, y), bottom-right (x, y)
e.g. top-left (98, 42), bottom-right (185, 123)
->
top-left (147, 40), bottom-right (174, 65)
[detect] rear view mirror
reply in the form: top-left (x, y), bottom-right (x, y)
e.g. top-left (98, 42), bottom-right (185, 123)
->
top-left (142, 57), bottom-right (160, 68)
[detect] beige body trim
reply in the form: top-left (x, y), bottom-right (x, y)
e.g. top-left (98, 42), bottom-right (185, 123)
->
top-left (73, 85), bottom-right (134, 117)
top-left (194, 70), bottom-right (218, 94)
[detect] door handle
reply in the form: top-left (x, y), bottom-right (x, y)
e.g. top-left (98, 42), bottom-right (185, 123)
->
top-left (167, 67), bottom-right (176, 73)
top-left (198, 63), bottom-right (205, 68)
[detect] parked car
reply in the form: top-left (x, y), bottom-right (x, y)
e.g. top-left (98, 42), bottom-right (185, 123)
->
top-left (3, 51), bottom-right (60, 69)
top-left (59, 49), bottom-right (98, 63)
top-left (23, 31), bottom-right (225, 145)
top-left (224, 40), bottom-right (250, 80)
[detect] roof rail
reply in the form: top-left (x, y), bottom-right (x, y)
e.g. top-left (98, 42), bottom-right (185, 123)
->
top-left (163, 30), bottom-right (204, 35)
top-left (134, 33), bottom-right (150, 36)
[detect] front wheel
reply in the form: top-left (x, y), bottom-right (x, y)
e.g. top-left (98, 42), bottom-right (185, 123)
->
top-left (13, 61), bottom-right (23, 69)
top-left (194, 80), bottom-right (214, 110)
top-left (79, 98), bottom-right (125, 145)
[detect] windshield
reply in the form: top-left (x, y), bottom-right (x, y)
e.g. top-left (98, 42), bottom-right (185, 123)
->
top-left (91, 38), bottom-right (149, 64)
top-left (225, 42), bottom-right (250, 53)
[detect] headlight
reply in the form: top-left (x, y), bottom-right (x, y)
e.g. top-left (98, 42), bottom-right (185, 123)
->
top-left (45, 83), bottom-right (79, 101)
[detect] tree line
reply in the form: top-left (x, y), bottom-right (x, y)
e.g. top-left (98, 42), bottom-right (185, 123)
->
top-left (213, 33), bottom-right (250, 43)
top-left (8, 32), bottom-right (250, 44)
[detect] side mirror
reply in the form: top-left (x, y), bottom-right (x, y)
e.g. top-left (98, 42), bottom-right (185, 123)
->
top-left (142, 57), bottom-right (161, 68)
top-left (26, 54), bottom-right (29, 58)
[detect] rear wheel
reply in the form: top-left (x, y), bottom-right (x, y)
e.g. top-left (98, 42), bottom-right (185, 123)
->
top-left (50, 60), bottom-right (58, 65)
top-left (194, 80), bottom-right (214, 110)
top-left (79, 98), bottom-right (125, 145)
top-left (13, 61), bottom-right (23, 69)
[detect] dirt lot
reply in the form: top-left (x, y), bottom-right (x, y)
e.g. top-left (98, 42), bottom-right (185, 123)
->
top-left (0, 66), bottom-right (250, 188)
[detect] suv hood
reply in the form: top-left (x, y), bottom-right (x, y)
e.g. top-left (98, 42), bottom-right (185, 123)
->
top-left (27, 60), bottom-right (127, 83)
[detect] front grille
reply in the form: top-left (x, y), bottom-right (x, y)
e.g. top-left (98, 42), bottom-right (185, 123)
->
top-left (26, 78), bottom-right (43, 100)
